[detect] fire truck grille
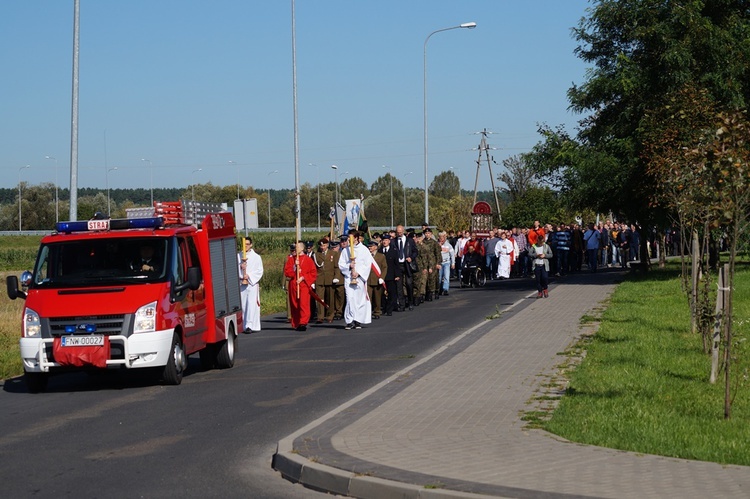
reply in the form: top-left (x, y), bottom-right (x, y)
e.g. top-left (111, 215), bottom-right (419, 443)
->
top-left (49, 315), bottom-right (128, 336)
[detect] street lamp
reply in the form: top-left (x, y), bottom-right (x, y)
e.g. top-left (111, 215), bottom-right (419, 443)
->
top-left (331, 164), bottom-right (339, 208)
top-left (141, 158), bottom-right (153, 205)
top-left (403, 171), bottom-right (413, 227)
top-left (267, 170), bottom-right (279, 228)
top-left (423, 21), bottom-right (476, 225)
top-left (309, 163), bottom-right (320, 231)
top-left (229, 160), bottom-right (239, 200)
top-left (18, 165), bottom-right (30, 232)
top-left (106, 166), bottom-right (118, 216)
top-left (383, 165), bottom-right (393, 228)
top-left (45, 155), bottom-right (59, 223)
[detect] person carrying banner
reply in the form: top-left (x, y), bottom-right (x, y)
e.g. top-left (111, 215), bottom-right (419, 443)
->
top-left (338, 231), bottom-right (374, 330)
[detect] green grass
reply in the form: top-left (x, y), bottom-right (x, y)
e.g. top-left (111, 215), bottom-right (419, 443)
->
top-left (544, 261), bottom-right (750, 465)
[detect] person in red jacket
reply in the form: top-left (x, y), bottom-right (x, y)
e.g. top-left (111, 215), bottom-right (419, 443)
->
top-left (283, 241), bottom-right (318, 331)
top-left (527, 220), bottom-right (546, 247)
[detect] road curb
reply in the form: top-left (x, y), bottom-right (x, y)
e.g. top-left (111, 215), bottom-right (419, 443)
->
top-left (272, 296), bottom-right (533, 498)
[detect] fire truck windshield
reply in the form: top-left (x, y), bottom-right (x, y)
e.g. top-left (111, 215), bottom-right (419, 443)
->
top-left (31, 237), bottom-right (170, 288)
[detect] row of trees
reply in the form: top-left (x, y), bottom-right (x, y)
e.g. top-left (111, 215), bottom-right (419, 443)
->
top-left (519, 1), bottom-right (750, 418)
top-left (0, 172), bottom-right (520, 232)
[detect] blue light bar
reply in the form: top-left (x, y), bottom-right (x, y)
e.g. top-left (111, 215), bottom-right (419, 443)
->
top-left (64, 324), bottom-right (98, 333)
top-left (122, 217), bottom-right (164, 230)
top-left (56, 221), bottom-right (90, 233)
top-left (55, 217), bottom-right (164, 234)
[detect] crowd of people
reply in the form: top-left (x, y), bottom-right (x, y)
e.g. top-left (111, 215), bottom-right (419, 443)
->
top-left (240, 220), bottom-right (647, 332)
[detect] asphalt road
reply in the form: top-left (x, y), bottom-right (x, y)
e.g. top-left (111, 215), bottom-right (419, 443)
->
top-left (0, 275), bottom-right (537, 498)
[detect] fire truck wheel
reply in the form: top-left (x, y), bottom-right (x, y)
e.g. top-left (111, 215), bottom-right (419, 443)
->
top-left (199, 345), bottom-right (216, 370)
top-left (215, 325), bottom-right (237, 369)
top-left (162, 333), bottom-right (186, 385)
top-left (25, 372), bottom-right (49, 393)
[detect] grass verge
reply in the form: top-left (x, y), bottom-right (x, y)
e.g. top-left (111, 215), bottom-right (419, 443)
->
top-left (544, 261), bottom-right (750, 466)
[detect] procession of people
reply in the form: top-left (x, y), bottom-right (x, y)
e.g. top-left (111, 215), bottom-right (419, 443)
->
top-left (239, 219), bottom-right (647, 332)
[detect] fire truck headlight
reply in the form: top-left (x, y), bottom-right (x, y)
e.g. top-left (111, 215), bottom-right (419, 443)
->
top-left (24, 308), bottom-right (41, 337)
top-left (134, 301), bottom-right (157, 334)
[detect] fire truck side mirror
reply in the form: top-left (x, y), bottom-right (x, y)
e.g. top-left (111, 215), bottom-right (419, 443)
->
top-left (7, 275), bottom-right (26, 300)
top-left (186, 266), bottom-right (201, 290)
top-left (174, 266), bottom-right (201, 293)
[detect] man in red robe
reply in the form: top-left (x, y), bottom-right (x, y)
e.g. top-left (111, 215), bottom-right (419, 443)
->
top-left (283, 242), bottom-right (318, 331)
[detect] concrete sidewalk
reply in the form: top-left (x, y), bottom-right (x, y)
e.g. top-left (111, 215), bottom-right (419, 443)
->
top-left (273, 270), bottom-right (750, 498)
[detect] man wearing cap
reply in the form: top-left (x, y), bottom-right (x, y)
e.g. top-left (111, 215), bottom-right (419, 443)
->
top-left (304, 241), bottom-right (317, 321)
top-left (422, 227), bottom-right (442, 301)
top-left (338, 231), bottom-right (374, 329)
top-left (414, 232), bottom-right (429, 304)
top-left (366, 239), bottom-right (387, 319)
top-left (313, 237), bottom-right (336, 323)
top-left (331, 236), bottom-right (347, 320)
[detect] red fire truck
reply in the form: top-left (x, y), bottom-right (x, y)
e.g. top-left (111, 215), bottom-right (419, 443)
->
top-left (7, 209), bottom-right (243, 392)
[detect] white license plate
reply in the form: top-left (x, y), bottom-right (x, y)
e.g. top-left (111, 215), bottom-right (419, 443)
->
top-left (61, 335), bottom-right (105, 347)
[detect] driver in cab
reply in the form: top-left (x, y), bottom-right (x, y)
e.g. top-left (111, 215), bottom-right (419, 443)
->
top-left (131, 243), bottom-right (160, 274)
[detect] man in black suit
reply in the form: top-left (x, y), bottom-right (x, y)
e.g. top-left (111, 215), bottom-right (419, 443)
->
top-left (393, 225), bottom-right (418, 311)
top-left (380, 234), bottom-right (402, 315)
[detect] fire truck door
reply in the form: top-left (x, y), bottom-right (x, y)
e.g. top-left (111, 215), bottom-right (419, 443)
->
top-left (176, 236), bottom-right (207, 353)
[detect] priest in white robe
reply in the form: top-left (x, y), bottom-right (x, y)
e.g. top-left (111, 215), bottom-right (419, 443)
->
top-left (239, 237), bottom-right (264, 333)
top-left (494, 231), bottom-right (514, 279)
top-left (338, 232), bottom-right (374, 329)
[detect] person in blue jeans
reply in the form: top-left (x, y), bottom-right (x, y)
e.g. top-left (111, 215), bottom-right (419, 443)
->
top-left (437, 231), bottom-right (455, 296)
top-left (583, 223), bottom-right (601, 272)
top-left (555, 224), bottom-right (571, 276)
top-left (530, 238), bottom-right (553, 298)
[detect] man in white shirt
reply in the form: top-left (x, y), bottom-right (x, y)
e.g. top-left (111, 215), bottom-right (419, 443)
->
top-left (338, 231), bottom-right (374, 329)
top-left (239, 237), bottom-right (264, 333)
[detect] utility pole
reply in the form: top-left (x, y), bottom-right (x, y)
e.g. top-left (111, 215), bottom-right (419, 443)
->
top-left (472, 128), bottom-right (502, 219)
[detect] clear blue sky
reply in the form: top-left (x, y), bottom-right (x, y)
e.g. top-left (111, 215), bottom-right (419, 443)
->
top-left (1, 0), bottom-right (591, 193)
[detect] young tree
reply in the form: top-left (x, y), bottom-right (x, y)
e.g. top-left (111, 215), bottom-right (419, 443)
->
top-left (499, 154), bottom-right (537, 204)
top-left (429, 170), bottom-right (460, 200)
top-left (689, 110), bottom-right (750, 418)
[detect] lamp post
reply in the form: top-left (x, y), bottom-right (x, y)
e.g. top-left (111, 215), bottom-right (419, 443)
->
top-left (423, 21), bottom-right (476, 225)
top-left (383, 165), bottom-right (393, 228)
top-left (403, 171), bottom-right (413, 227)
top-left (229, 160), bottom-right (239, 200)
top-left (267, 169), bottom-right (278, 228)
top-left (309, 163), bottom-right (320, 231)
top-left (331, 165), bottom-right (339, 208)
top-left (141, 158), bottom-right (153, 205)
top-left (18, 165), bottom-right (30, 232)
top-left (45, 155), bottom-right (59, 223)
top-left (106, 166), bottom-right (118, 216)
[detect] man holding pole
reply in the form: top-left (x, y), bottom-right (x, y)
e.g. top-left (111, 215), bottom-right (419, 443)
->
top-left (338, 231), bottom-right (374, 330)
top-left (283, 241), bottom-right (317, 331)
